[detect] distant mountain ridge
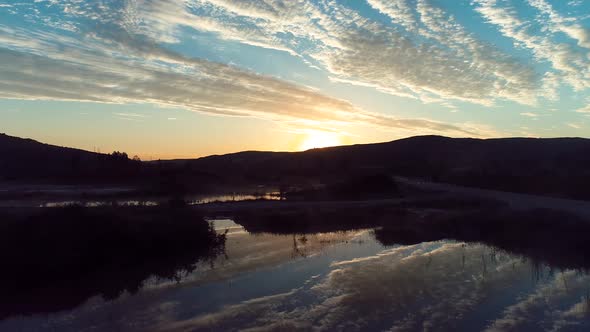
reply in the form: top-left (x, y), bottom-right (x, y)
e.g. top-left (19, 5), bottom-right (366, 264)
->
top-left (2, 133), bottom-right (590, 199)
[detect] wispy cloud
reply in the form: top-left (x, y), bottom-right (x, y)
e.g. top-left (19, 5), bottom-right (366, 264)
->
top-left (473, 0), bottom-right (590, 95)
top-left (0, 1), bottom-right (488, 137)
top-left (175, 0), bottom-right (540, 106)
top-left (1, 0), bottom-right (589, 137)
top-left (113, 112), bottom-right (148, 118)
top-left (567, 122), bottom-right (583, 129)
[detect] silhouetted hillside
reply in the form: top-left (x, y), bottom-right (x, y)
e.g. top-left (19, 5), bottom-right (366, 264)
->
top-left (3, 133), bottom-right (590, 199)
top-left (0, 133), bottom-right (143, 183)
top-left (178, 135), bottom-right (590, 199)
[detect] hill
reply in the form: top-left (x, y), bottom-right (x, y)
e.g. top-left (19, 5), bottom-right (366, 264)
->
top-left (177, 135), bottom-right (590, 199)
top-left (2, 133), bottom-right (590, 199)
top-left (0, 133), bottom-right (141, 184)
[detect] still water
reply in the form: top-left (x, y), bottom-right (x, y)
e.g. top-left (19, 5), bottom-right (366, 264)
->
top-left (39, 193), bottom-right (282, 208)
top-left (2, 219), bottom-right (590, 331)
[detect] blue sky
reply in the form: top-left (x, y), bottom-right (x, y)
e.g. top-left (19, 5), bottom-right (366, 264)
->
top-left (1, 0), bottom-right (590, 158)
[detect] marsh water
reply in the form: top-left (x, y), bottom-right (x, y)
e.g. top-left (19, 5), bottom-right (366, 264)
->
top-left (2, 219), bottom-right (590, 332)
top-left (0, 192), bottom-right (281, 208)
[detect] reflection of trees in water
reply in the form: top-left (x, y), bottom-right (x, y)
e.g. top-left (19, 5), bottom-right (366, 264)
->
top-left (372, 208), bottom-right (590, 273)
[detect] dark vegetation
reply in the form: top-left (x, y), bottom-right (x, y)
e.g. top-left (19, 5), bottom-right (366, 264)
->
top-left (3, 133), bottom-right (590, 199)
top-left (0, 205), bottom-right (226, 319)
top-left (232, 192), bottom-right (506, 235)
top-left (234, 205), bottom-right (407, 234)
top-left (286, 173), bottom-right (401, 201)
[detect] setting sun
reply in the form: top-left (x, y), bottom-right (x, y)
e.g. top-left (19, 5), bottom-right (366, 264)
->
top-left (299, 131), bottom-right (342, 151)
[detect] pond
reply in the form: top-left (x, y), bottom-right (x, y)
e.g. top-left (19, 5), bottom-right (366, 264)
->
top-left (1, 219), bottom-right (590, 331)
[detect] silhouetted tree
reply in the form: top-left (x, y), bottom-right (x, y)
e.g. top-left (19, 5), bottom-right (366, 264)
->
top-left (111, 151), bottom-right (128, 160)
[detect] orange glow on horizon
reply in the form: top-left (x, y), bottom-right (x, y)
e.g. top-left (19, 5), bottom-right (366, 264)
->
top-left (299, 131), bottom-right (342, 151)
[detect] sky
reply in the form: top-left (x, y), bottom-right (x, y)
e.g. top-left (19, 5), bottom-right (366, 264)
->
top-left (0, 0), bottom-right (589, 159)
